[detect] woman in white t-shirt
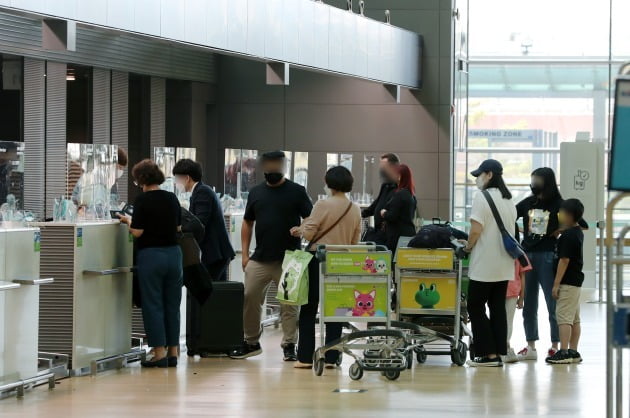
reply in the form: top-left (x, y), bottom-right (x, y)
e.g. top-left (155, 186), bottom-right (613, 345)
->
top-left (463, 159), bottom-right (517, 367)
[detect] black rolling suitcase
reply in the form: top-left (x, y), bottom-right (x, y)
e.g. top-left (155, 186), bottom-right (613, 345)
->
top-left (186, 281), bottom-right (244, 356)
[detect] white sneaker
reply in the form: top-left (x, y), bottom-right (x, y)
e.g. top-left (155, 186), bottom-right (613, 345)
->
top-left (502, 348), bottom-right (519, 364)
top-left (517, 346), bottom-right (538, 361)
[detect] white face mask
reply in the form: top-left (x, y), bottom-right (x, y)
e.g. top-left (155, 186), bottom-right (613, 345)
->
top-left (475, 174), bottom-right (487, 190)
top-left (324, 185), bottom-right (332, 197)
top-left (117, 169), bottom-right (124, 179)
top-left (175, 182), bottom-right (186, 193)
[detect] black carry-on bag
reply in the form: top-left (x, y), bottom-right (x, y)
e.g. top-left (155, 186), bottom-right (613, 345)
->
top-left (186, 281), bottom-right (244, 356)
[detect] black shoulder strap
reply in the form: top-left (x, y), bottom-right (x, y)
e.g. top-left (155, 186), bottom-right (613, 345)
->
top-left (481, 190), bottom-right (507, 234)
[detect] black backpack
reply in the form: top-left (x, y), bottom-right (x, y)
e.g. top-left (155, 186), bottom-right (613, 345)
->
top-left (408, 218), bottom-right (468, 249)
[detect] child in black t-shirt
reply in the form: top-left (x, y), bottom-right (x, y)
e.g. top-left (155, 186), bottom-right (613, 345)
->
top-left (546, 198), bottom-right (585, 365)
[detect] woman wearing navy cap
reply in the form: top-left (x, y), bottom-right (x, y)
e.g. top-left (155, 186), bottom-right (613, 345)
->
top-left (462, 159), bottom-right (517, 367)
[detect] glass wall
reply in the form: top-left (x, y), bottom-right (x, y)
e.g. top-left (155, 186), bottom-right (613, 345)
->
top-left (454, 0), bottom-right (630, 224)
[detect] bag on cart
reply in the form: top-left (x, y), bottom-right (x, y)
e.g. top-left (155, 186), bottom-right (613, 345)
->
top-left (186, 281), bottom-right (244, 356)
top-left (277, 250), bottom-right (313, 305)
top-left (408, 218), bottom-right (468, 249)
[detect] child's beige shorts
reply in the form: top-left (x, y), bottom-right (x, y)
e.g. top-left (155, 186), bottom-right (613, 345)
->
top-left (556, 284), bottom-right (581, 325)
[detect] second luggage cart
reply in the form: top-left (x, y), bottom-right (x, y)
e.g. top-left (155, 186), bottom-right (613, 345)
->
top-left (395, 246), bottom-right (471, 366)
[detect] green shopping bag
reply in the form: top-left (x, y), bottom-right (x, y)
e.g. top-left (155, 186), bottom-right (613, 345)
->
top-left (277, 250), bottom-right (313, 306)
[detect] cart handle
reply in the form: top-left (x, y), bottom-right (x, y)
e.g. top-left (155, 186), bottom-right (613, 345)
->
top-left (317, 244), bottom-right (388, 252)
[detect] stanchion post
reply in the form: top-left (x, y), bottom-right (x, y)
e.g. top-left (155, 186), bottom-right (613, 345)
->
top-left (590, 220), bottom-right (606, 304)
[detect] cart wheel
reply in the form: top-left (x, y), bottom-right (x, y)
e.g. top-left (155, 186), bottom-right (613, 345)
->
top-left (451, 342), bottom-right (468, 366)
top-left (384, 370), bottom-right (400, 381)
top-left (313, 359), bottom-right (325, 376)
top-left (336, 353), bottom-right (343, 366)
top-left (349, 362), bottom-right (363, 381)
top-left (416, 349), bottom-right (427, 364)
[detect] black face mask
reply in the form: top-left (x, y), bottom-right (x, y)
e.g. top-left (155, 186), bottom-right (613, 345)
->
top-left (530, 184), bottom-right (543, 196)
top-left (264, 172), bottom-right (284, 185)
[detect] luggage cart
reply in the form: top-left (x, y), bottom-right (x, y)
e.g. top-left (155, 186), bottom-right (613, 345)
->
top-left (313, 244), bottom-right (408, 381)
top-left (395, 247), bottom-right (471, 366)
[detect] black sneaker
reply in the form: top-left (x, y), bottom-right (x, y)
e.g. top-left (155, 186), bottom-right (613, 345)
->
top-left (229, 342), bottom-right (262, 359)
top-left (283, 343), bottom-right (298, 362)
top-left (466, 357), bottom-right (503, 367)
top-left (568, 349), bottom-right (583, 364)
top-left (546, 349), bottom-right (573, 364)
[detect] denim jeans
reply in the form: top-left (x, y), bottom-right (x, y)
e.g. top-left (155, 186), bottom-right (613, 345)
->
top-left (522, 251), bottom-right (560, 343)
top-left (137, 246), bottom-right (183, 348)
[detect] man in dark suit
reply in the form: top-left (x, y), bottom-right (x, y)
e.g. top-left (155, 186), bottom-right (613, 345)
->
top-left (173, 159), bottom-right (235, 281)
top-left (362, 153), bottom-right (400, 232)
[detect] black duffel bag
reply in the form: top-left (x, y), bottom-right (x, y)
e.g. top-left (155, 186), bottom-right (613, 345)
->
top-left (408, 218), bottom-right (468, 249)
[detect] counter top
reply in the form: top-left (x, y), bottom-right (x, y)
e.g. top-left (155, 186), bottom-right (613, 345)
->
top-left (0, 281), bottom-right (20, 291)
top-left (32, 221), bottom-right (122, 227)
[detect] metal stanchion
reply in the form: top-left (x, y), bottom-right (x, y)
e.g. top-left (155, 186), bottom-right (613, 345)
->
top-left (590, 220), bottom-right (606, 304)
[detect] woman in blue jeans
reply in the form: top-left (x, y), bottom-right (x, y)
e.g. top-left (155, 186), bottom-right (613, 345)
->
top-left (515, 167), bottom-right (587, 361)
top-left (120, 159), bottom-right (183, 368)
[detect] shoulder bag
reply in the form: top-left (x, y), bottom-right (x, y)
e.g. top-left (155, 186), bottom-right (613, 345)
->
top-left (481, 190), bottom-right (527, 266)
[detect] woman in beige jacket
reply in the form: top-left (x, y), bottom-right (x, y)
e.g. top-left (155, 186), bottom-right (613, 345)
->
top-left (290, 166), bottom-right (362, 368)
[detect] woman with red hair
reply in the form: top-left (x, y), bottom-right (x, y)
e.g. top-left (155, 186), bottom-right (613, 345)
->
top-left (379, 164), bottom-right (417, 252)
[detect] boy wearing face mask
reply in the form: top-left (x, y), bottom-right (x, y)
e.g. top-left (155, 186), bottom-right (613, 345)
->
top-left (230, 151), bottom-right (313, 361)
top-left (361, 153), bottom-right (400, 241)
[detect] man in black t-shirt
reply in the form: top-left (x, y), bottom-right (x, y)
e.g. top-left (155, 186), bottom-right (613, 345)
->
top-left (546, 199), bottom-right (585, 365)
top-left (230, 151), bottom-right (313, 361)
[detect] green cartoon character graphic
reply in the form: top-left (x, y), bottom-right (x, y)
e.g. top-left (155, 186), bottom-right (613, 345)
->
top-left (415, 283), bottom-right (440, 309)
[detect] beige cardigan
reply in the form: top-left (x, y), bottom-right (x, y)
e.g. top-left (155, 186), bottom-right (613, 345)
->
top-left (298, 195), bottom-right (362, 250)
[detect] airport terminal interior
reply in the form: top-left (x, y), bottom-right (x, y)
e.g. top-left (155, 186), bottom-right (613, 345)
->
top-left (0, 0), bottom-right (629, 417)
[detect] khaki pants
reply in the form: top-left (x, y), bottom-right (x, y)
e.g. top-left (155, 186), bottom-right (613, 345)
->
top-left (243, 260), bottom-right (298, 346)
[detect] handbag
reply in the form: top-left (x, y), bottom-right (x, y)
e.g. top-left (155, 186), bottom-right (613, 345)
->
top-left (481, 190), bottom-right (528, 266)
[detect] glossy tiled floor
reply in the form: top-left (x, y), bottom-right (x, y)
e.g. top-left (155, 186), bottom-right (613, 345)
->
top-left (0, 293), bottom-right (624, 417)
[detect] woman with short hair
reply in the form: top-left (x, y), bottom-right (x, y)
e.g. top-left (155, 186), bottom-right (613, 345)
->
top-left (464, 159), bottom-right (517, 367)
top-left (119, 159), bottom-right (183, 368)
top-left (290, 166), bottom-right (362, 368)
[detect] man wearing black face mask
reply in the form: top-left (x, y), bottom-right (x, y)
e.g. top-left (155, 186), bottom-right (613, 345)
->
top-left (230, 151), bottom-right (313, 361)
top-left (361, 153), bottom-right (400, 239)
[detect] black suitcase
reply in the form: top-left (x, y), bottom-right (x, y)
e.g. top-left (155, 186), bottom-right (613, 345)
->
top-left (186, 281), bottom-right (244, 356)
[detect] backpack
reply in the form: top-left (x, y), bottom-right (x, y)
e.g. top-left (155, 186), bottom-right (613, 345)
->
top-left (408, 218), bottom-right (468, 249)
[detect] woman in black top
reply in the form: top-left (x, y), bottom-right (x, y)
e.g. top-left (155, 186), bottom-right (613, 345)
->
top-left (380, 164), bottom-right (417, 252)
top-left (515, 167), bottom-right (587, 360)
top-left (119, 159), bottom-right (183, 368)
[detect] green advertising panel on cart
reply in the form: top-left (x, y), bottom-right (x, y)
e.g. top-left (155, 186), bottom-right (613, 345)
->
top-left (325, 252), bottom-right (391, 275)
top-left (400, 274), bottom-right (458, 313)
top-left (323, 280), bottom-right (388, 319)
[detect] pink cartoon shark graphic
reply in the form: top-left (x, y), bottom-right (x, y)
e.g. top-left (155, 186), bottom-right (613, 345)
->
top-left (362, 256), bottom-right (377, 274)
top-left (352, 289), bottom-right (376, 317)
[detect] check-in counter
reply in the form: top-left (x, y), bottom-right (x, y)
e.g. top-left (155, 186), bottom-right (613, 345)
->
top-left (0, 227), bottom-right (56, 395)
top-left (36, 221), bottom-right (138, 375)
